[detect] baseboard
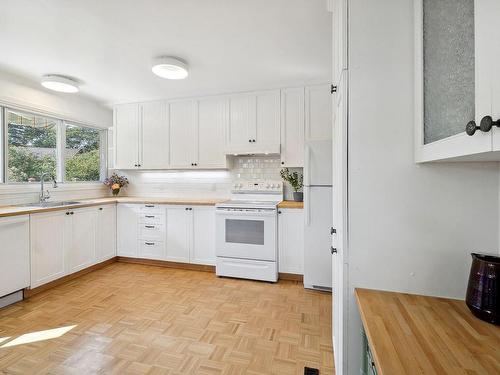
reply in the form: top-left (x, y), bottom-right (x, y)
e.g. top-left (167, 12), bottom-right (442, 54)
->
top-left (24, 257), bottom-right (117, 298)
top-left (117, 257), bottom-right (216, 272)
top-left (278, 272), bottom-right (304, 282)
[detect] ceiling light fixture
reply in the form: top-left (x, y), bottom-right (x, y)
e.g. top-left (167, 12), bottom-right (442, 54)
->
top-left (41, 75), bottom-right (79, 93)
top-left (152, 57), bottom-right (189, 80)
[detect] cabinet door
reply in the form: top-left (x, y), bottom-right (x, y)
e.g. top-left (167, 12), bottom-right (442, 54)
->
top-left (278, 209), bottom-right (304, 274)
top-left (255, 90), bottom-right (281, 148)
top-left (332, 0), bottom-right (348, 86)
top-left (141, 101), bottom-right (169, 168)
top-left (197, 97), bottom-right (228, 168)
top-left (0, 216), bottom-right (30, 296)
top-left (114, 103), bottom-right (139, 169)
top-left (305, 84), bottom-right (332, 142)
top-left (227, 94), bottom-right (256, 150)
top-left (169, 100), bottom-right (197, 168)
top-left (68, 208), bottom-right (97, 274)
top-left (96, 205), bottom-right (117, 262)
top-left (191, 207), bottom-right (215, 265)
top-left (117, 204), bottom-right (138, 257)
top-left (30, 211), bottom-right (67, 288)
top-left (280, 88), bottom-right (305, 167)
top-left (166, 206), bottom-right (191, 263)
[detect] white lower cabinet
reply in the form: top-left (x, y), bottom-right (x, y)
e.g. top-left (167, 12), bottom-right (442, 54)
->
top-left (31, 205), bottom-right (118, 289)
top-left (0, 215), bottom-right (30, 297)
top-left (117, 203), bottom-right (215, 266)
top-left (278, 209), bottom-right (304, 274)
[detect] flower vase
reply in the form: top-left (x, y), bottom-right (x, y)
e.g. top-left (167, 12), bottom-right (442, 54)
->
top-left (112, 188), bottom-right (120, 196)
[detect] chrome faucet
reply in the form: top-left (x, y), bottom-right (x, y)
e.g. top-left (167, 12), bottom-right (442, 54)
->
top-left (39, 172), bottom-right (58, 202)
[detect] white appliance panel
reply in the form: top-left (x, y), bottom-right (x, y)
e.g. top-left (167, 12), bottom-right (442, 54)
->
top-left (304, 185), bottom-right (333, 289)
top-left (305, 140), bottom-right (333, 186)
top-left (216, 257), bottom-right (277, 282)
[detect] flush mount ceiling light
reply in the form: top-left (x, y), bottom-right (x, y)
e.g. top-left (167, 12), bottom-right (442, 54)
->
top-left (151, 57), bottom-right (189, 79)
top-left (41, 75), bottom-right (79, 93)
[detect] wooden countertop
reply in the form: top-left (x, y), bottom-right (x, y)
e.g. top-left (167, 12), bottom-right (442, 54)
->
top-left (278, 200), bottom-right (303, 209)
top-left (355, 288), bottom-right (500, 375)
top-left (0, 197), bottom-right (225, 218)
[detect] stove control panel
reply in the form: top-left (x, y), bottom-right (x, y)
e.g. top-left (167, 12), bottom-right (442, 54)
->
top-left (232, 180), bottom-right (283, 193)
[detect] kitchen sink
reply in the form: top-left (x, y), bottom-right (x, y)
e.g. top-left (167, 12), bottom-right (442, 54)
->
top-left (20, 201), bottom-right (82, 208)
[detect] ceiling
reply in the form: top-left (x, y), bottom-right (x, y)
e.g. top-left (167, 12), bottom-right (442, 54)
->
top-left (0, 0), bottom-right (332, 107)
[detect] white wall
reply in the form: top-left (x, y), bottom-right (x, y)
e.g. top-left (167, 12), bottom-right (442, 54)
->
top-left (346, 0), bottom-right (500, 374)
top-left (0, 70), bottom-right (112, 128)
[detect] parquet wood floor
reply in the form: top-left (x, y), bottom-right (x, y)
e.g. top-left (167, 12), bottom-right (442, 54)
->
top-left (0, 263), bottom-right (334, 375)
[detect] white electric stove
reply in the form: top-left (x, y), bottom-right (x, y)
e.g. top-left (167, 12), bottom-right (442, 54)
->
top-left (215, 180), bottom-right (283, 282)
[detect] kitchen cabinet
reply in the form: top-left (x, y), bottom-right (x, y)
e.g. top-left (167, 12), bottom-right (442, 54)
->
top-left (305, 84), bottom-right (332, 142)
top-left (165, 206), bottom-right (191, 262)
top-left (0, 216), bottom-right (30, 297)
top-left (197, 97), bottom-right (228, 168)
top-left (67, 207), bottom-right (97, 274)
top-left (114, 101), bottom-right (168, 169)
top-left (332, 0), bottom-right (348, 87)
top-left (191, 206), bottom-right (216, 265)
top-left (278, 209), bottom-right (304, 274)
top-left (30, 211), bottom-right (67, 288)
top-left (117, 204), bottom-right (139, 257)
top-left (415, 0), bottom-right (500, 162)
top-left (169, 99), bottom-right (197, 168)
top-left (96, 205), bottom-right (117, 262)
top-left (280, 87), bottom-right (305, 167)
top-left (226, 90), bottom-right (280, 154)
top-left (137, 204), bottom-right (166, 260)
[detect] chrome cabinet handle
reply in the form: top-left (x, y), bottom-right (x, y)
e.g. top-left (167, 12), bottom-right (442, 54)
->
top-left (145, 242), bottom-right (155, 246)
top-left (145, 225), bottom-right (155, 229)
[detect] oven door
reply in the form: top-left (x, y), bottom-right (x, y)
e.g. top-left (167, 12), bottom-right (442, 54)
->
top-left (216, 208), bottom-right (277, 261)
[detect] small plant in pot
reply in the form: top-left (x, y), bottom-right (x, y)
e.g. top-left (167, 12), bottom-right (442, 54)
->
top-left (280, 168), bottom-right (303, 202)
top-left (104, 173), bottom-right (129, 196)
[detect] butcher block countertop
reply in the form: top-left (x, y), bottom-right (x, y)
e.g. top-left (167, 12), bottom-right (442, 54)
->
top-left (355, 288), bottom-right (500, 375)
top-left (277, 200), bottom-right (304, 209)
top-left (0, 197), bottom-right (226, 218)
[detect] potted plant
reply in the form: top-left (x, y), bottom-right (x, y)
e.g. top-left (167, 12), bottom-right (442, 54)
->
top-left (280, 168), bottom-right (303, 202)
top-left (104, 173), bottom-right (129, 196)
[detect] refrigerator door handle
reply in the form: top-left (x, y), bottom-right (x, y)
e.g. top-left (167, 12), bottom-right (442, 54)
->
top-left (304, 144), bottom-right (311, 187)
top-left (304, 186), bottom-right (311, 225)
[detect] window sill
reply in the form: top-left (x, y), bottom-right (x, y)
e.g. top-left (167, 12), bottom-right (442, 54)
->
top-left (0, 182), bottom-right (106, 195)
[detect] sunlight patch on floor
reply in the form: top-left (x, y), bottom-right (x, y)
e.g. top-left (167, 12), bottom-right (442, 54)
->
top-left (0, 325), bottom-right (76, 348)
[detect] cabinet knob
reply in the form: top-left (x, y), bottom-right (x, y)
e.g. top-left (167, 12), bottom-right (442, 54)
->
top-left (331, 246), bottom-right (337, 254)
top-left (248, 139), bottom-right (251, 143)
top-left (281, 161), bottom-right (284, 165)
top-left (466, 116), bottom-right (500, 136)
top-left (66, 212), bottom-right (70, 215)
top-left (330, 227), bottom-right (336, 235)
top-left (99, 207), bottom-right (103, 211)
top-left (278, 210), bottom-right (282, 214)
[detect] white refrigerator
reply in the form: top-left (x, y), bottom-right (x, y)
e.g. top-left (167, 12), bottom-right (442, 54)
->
top-left (303, 140), bottom-right (333, 290)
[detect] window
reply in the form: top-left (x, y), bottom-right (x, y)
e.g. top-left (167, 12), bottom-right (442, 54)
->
top-left (3, 108), bottom-right (107, 183)
top-left (6, 110), bottom-right (58, 182)
top-left (65, 124), bottom-right (101, 182)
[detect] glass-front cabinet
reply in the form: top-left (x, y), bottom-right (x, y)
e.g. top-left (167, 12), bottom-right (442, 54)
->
top-left (415, 0), bottom-right (500, 162)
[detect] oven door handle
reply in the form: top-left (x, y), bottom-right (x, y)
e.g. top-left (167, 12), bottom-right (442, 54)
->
top-left (215, 209), bottom-right (276, 217)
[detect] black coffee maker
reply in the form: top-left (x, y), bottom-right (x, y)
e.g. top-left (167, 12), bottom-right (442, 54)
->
top-left (466, 253), bottom-right (500, 325)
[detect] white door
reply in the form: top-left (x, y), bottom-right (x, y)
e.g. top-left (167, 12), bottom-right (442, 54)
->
top-left (68, 208), bottom-right (97, 274)
top-left (191, 206), bottom-right (216, 265)
top-left (169, 100), bottom-right (197, 168)
top-left (0, 216), bottom-right (30, 296)
top-left (30, 211), bottom-right (67, 288)
top-left (278, 209), bottom-right (304, 274)
top-left (114, 103), bottom-right (139, 169)
top-left (140, 101), bottom-right (169, 169)
top-left (96, 205), bottom-right (117, 262)
top-left (166, 206), bottom-right (191, 263)
top-left (117, 204), bottom-right (139, 257)
top-left (332, 70), bottom-right (348, 375)
top-left (280, 88), bottom-right (305, 167)
top-left (197, 97), bottom-right (228, 168)
top-left (227, 94), bottom-right (256, 151)
top-left (255, 90), bottom-right (280, 148)
top-left (305, 84), bottom-right (332, 142)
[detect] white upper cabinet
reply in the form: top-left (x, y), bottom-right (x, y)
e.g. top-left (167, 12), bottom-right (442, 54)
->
top-left (226, 90), bottom-right (281, 154)
top-left (415, 0), bottom-right (500, 162)
top-left (141, 101), bottom-right (169, 169)
top-left (169, 99), bottom-right (197, 168)
top-left (114, 103), bottom-right (139, 169)
top-left (197, 97), bottom-right (228, 168)
top-left (280, 88), bottom-right (305, 167)
top-left (305, 84), bottom-right (332, 142)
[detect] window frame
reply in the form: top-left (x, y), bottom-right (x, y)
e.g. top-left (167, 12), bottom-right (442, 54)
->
top-left (1, 106), bottom-right (108, 184)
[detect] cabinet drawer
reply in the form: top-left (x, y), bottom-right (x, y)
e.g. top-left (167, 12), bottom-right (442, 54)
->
top-left (138, 224), bottom-right (165, 241)
top-left (138, 240), bottom-right (165, 259)
top-left (139, 204), bottom-right (164, 214)
top-left (138, 212), bottom-right (165, 225)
